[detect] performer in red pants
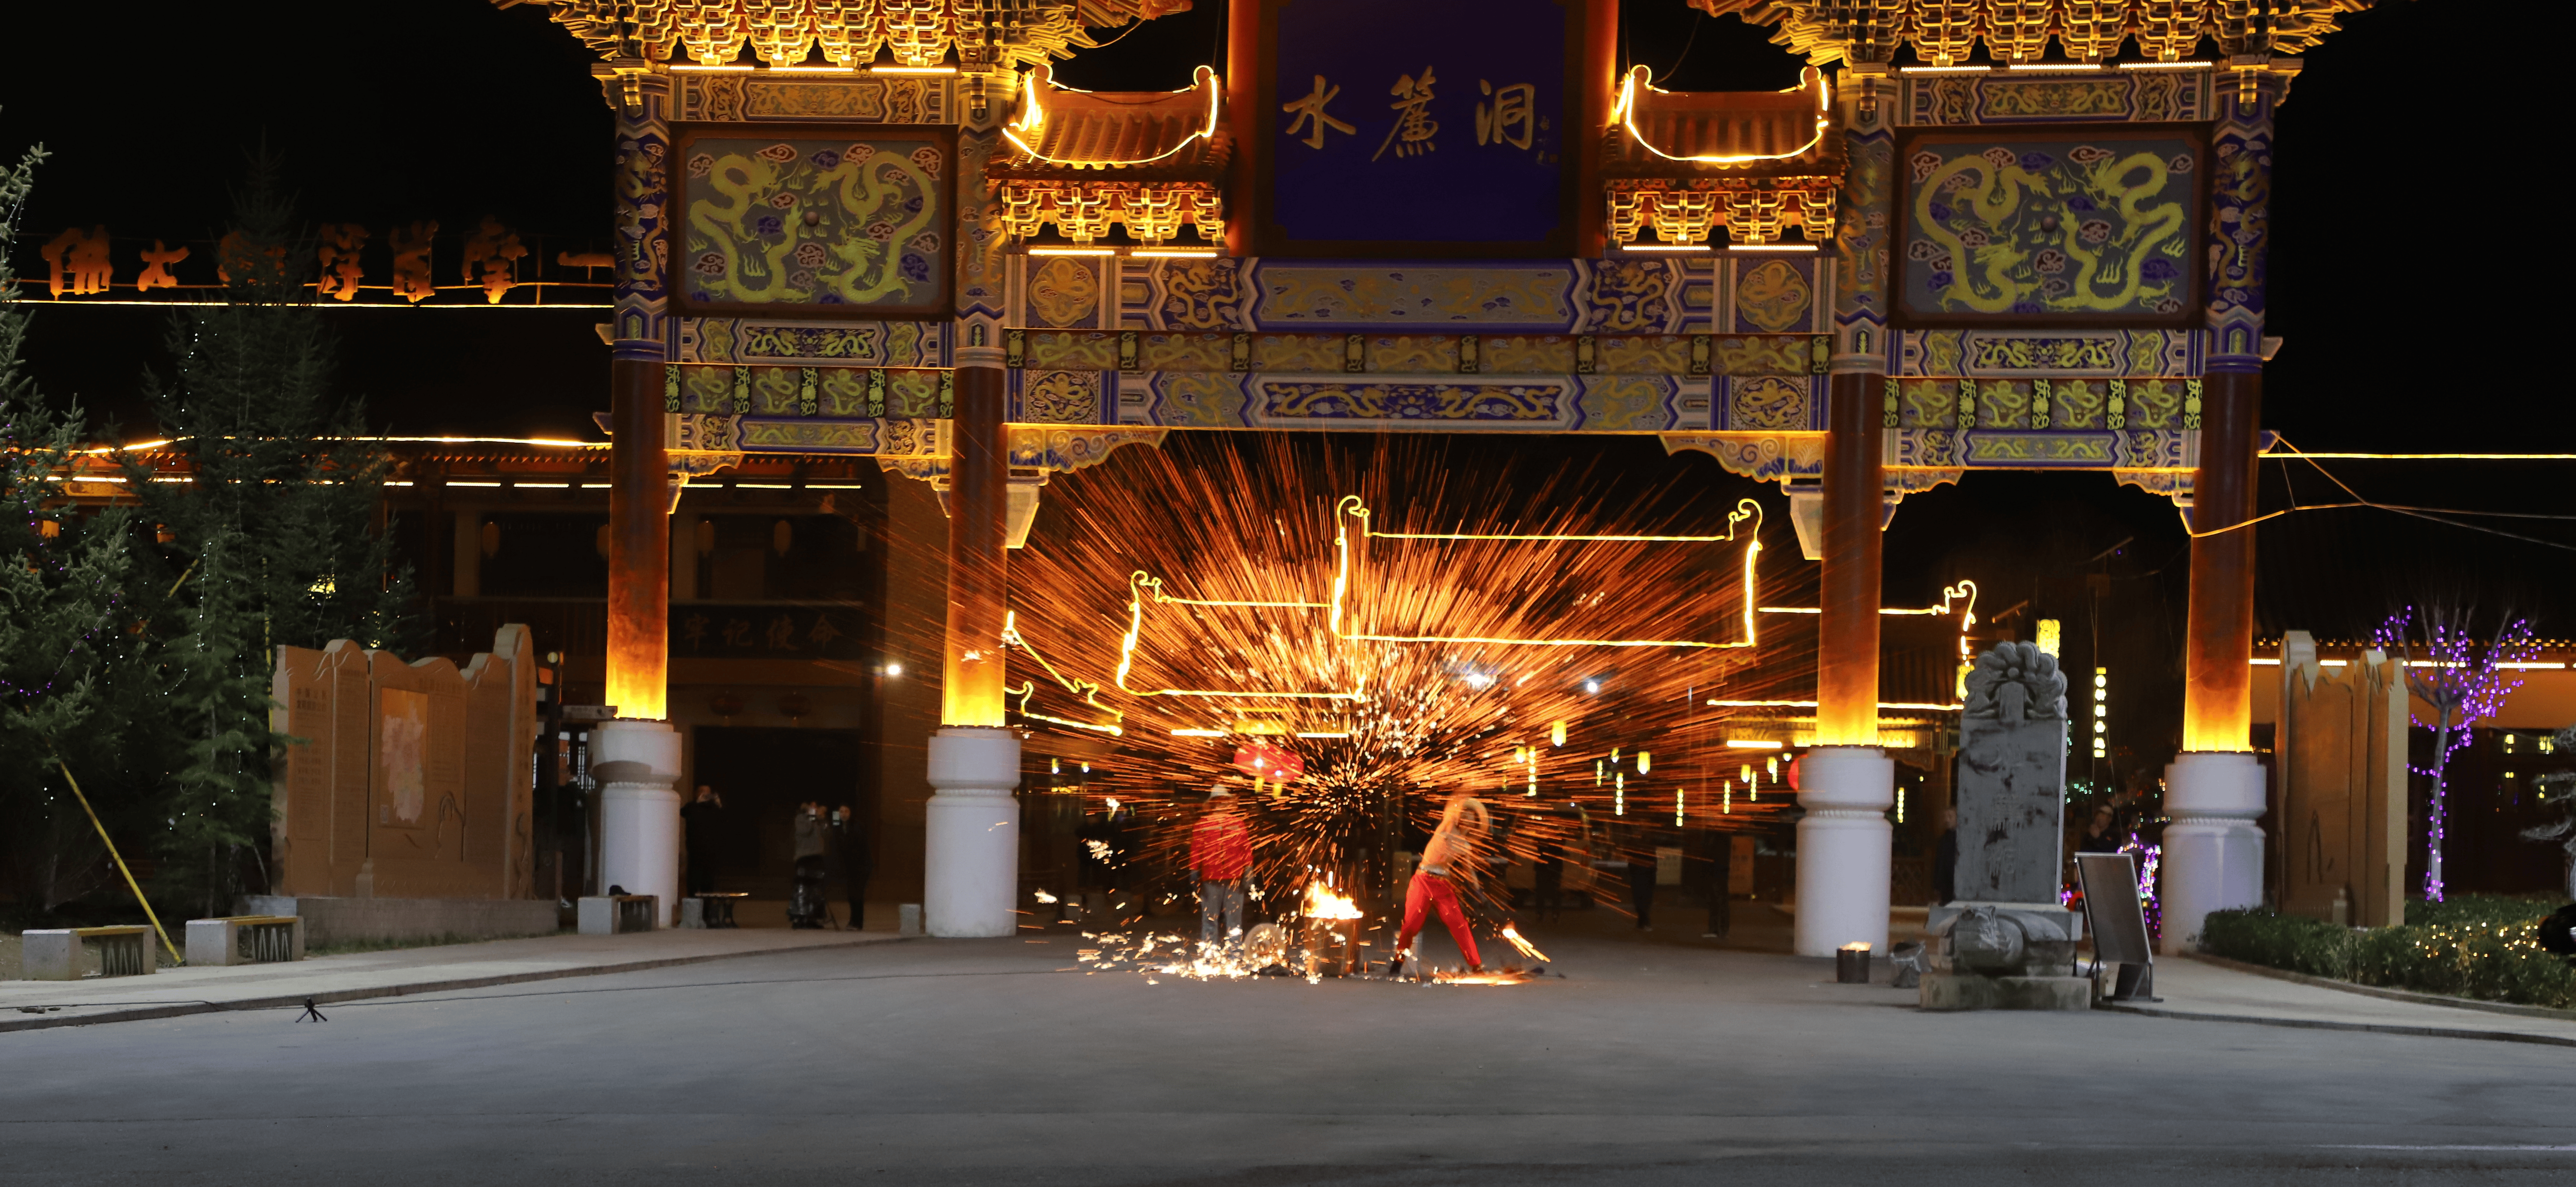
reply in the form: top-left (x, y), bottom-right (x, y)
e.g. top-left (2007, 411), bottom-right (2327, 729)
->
top-left (1392, 793), bottom-right (1488, 974)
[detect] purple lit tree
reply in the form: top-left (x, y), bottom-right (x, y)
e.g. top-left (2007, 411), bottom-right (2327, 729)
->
top-left (2372, 607), bottom-right (2542, 902)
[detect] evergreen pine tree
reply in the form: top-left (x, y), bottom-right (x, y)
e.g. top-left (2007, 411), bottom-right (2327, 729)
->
top-left (0, 125), bottom-right (162, 916)
top-left (131, 152), bottom-right (419, 913)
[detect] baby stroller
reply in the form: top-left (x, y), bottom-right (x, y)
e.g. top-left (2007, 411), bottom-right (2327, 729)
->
top-left (789, 855), bottom-right (831, 928)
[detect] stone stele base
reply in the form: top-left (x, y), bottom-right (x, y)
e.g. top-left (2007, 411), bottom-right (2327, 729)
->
top-left (1919, 973), bottom-right (2093, 1012)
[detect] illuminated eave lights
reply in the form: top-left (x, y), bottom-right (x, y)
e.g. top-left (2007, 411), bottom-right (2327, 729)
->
top-left (1001, 64), bottom-right (1223, 170)
top-left (1897, 62), bottom-right (2212, 75)
top-left (1618, 242), bottom-right (1817, 254)
top-left (1024, 246), bottom-right (1221, 259)
top-left (1609, 64), bottom-right (1829, 168)
top-left (1609, 65), bottom-right (1830, 254)
top-left (668, 63), bottom-right (959, 75)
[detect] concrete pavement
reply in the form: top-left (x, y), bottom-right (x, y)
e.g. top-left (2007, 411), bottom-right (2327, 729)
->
top-left (2104, 953), bottom-right (2576, 1047)
top-left (0, 926), bottom-right (902, 1033)
top-left (2, 920), bottom-right (2571, 1185)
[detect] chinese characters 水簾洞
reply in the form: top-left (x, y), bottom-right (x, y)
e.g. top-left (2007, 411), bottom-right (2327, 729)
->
top-left (1374, 66), bottom-right (1439, 160)
top-left (1477, 80), bottom-right (1535, 150)
top-left (1282, 74), bottom-right (1356, 150)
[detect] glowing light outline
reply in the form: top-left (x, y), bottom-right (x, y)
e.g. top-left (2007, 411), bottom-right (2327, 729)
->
top-left (1114, 572), bottom-right (1371, 704)
top-left (1104, 494), bottom-right (1793, 720)
top-left (1609, 64), bottom-right (1830, 167)
top-left (1002, 64), bottom-right (1223, 169)
top-left (1330, 495), bottom-right (1766, 650)
top-left (1002, 610), bottom-right (1125, 735)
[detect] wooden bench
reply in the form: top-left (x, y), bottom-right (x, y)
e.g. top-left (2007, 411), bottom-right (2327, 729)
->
top-left (577, 894), bottom-right (659, 935)
top-left (681, 893), bottom-right (747, 929)
top-left (21, 926), bottom-right (156, 980)
top-left (184, 915), bottom-right (305, 966)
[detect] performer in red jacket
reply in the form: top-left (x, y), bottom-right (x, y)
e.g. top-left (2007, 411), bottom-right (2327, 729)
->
top-left (1190, 784), bottom-right (1254, 948)
top-left (1392, 792), bottom-right (1488, 975)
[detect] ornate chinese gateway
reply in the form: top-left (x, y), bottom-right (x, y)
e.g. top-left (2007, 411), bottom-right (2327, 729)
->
top-left (509, 0), bottom-right (2381, 948)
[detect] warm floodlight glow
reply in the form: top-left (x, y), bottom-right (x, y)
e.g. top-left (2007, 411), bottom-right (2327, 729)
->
top-left (1004, 64), bottom-right (1220, 168)
top-left (1611, 64), bottom-right (1828, 166)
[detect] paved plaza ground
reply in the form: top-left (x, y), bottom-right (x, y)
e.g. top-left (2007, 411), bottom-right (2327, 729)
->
top-left (5, 916), bottom-right (2574, 1186)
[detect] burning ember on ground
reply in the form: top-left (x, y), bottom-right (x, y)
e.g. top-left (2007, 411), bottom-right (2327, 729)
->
top-left (1072, 930), bottom-right (1547, 986)
top-left (1305, 883), bottom-right (1364, 920)
top-left (1067, 882), bottom-right (1548, 987)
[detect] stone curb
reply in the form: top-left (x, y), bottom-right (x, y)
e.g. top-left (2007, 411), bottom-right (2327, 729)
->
top-left (2183, 952), bottom-right (2576, 1023)
top-left (2094, 999), bottom-right (2576, 1048)
top-left (0, 934), bottom-right (907, 1035)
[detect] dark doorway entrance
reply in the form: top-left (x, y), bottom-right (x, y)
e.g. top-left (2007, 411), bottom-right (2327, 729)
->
top-left (690, 727), bottom-right (866, 896)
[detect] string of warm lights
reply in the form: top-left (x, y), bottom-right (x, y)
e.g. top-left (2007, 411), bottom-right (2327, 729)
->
top-left (2187, 436), bottom-right (2576, 552)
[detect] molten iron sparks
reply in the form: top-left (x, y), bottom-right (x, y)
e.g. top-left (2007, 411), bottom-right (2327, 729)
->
top-left (1499, 922), bottom-right (1551, 964)
top-left (877, 436), bottom-right (1820, 952)
top-left (1076, 928), bottom-right (1544, 987)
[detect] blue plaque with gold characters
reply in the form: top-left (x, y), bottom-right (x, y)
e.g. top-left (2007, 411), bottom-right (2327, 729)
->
top-left (1254, 0), bottom-right (1580, 257)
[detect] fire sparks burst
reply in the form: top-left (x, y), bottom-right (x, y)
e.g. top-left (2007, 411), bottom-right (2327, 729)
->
top-left (895, 435), bottom-right (1816, 978)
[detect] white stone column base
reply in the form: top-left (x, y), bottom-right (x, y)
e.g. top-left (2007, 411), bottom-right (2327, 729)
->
top-left (1794, 745), bottom-right (1895, 957)
top-left (593, 719), bottom-right (683, 928)
top-left (926, 726), bottom-right (1022, 938)
top-left (2160, 750), bottom-right (2267, 954)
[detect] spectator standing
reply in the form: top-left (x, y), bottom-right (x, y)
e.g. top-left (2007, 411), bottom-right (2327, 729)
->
top-left (790, 801), bottom-right (829, 928)
top-left (2075, 801), bottom-right (2124, 854)
top-left (832, 803), bottom-right (874, 929)
top-left (1625, 824), bottom-right (1660, 931)
top-left (1691, 826), bottom-right (1732, 939)
top-left (680, 785), bottom-right (724, 896)
top-left (1190, 785), bottom-right (1253, 948)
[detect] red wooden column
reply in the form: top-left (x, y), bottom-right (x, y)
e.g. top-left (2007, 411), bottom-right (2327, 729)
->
top-left (604, 359), bottom-right (668, 721)
top-left (1817, 373), bottom-right (1884, 747)
top-left (940, 348), bottom-right (1011, 727)
top-left (2182, 371), bottom-right (2260, 754)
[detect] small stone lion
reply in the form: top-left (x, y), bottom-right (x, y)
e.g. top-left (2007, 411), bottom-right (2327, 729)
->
top-left (1963, 640), bottom-right (2068, 725)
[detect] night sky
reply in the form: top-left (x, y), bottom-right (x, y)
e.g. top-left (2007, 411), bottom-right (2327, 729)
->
top-left (3, 0), bottom-right (2567, 656)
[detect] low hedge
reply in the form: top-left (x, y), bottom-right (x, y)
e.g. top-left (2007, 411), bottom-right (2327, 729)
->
top-left (2198, 900), bottom-right (2576, 1011)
